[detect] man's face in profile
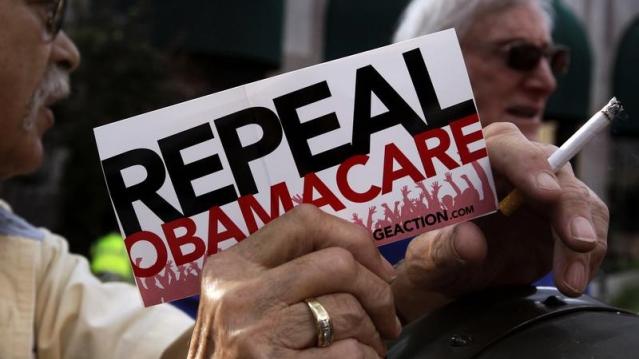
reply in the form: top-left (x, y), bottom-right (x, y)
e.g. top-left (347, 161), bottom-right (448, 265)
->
top-left (0, 0), bottom-right (78, 179)
top-left (462, 2), bottom-right (557, 141)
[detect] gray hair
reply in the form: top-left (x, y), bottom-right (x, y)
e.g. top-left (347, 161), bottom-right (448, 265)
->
top-left (393, 0), bottom-right (554, 43)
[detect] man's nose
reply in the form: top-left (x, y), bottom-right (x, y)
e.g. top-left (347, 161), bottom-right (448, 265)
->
top-left (50, 31), bottom-right (81, 72)
top-left (524, 57), bottom-right (557, 96)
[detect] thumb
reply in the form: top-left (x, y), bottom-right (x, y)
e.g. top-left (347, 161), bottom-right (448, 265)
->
top-left (403, 222), bottom-right (487, 293)
top-left (392, 222), bottom-right (488, 323)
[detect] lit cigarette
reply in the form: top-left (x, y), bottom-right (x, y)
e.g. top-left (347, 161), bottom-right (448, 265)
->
top-left (499, 97), bottom-right (625, 216)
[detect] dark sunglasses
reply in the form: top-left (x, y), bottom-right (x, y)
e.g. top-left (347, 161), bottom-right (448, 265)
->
top-left (500, 41), bottom-right (571, 75)
top-left (29, 0), bottom-right (66, 41)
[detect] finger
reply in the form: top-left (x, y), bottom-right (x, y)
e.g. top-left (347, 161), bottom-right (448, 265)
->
top-left (402, 222), bottom-right (487, 293)
top-left (587, 186), bottom-right (609, 278)
top-left (552, 186), bottom-right (608, 296)
top-left (252, 247), bottom-right (400, 339)
top-left (295, 339), bottom-right (381, 359)
top-left (551, 170), bottom-right (599, 253)
top-left (187, 302), bottom-right (214, 359)
top-left (275, 293), bottom-right (386, 356)
top-left (232, 204), bottom-right (395, 282)
top-left (484, 122), bottom-right (561, 201)
top-left (186, 323), bottom-right (206, 359)
top-left (553, 229), bottom-right (591, 296)
top-left (391, 223), bottom-right (487, 323)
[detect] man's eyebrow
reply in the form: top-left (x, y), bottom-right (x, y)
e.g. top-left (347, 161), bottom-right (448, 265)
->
top-left (27, 0), bottom-right (55, 5)
top-left (489, 37), bottom-right (552, 47)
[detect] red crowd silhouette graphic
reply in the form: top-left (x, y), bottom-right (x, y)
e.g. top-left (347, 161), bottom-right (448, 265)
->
top-left (350, 161), bottom-right (496, 234)
top-left (134, 256), bottom-right (202, 304)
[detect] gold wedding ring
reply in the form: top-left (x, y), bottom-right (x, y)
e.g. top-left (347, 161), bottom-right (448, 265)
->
top-left (304, 297), bottom-right (334, 347)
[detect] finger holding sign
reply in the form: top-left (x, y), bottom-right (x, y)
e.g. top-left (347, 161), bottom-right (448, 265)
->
top-left (236, 204), bottom-right (396, 282)
top-left (392, 222), bottom-right (488, 322)
top-left (187, 204), bottom-right (400, 359)
top-left (271, 293), bottom-right (386, 355)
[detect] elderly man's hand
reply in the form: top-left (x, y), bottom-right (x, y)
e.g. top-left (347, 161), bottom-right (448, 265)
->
top-left (187, 204), bottom-right (401, 359)
top-left (392, 122), bottom-right (609, 322)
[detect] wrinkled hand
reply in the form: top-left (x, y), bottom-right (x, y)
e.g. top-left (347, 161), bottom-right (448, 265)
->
top-left (188, 205), bottom-right (401, 358)
top-left (392, 123), bottom-right (608, 322)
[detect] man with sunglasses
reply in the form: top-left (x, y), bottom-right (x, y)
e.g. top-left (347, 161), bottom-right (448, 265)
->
top-left (389, 0), bottom-right (607, 322)
top-left (395, 0), bottom-right (568, 141)
top-left (1, 0), bottom-right (608, 358)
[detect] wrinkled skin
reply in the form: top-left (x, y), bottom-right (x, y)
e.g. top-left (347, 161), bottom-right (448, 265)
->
top-left (392, 123), bottom-right (608, 321)
top-left (188, 204), bottom-right (401, 359)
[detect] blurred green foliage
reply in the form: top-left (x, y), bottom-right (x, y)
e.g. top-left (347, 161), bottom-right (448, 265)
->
top-left (611, 284), bottom-right (639, 313)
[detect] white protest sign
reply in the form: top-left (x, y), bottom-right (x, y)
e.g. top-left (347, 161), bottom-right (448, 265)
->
top-left (95, 29), bottom-right (498, 306)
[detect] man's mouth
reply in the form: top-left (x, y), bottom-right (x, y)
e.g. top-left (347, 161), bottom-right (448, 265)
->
top-left (38, 65), bottom-right (71, 111)
top-left (506, 105), bottom-right (541, 119)
top-left (43, 107), bottom-right (55, 128)
top-left (44, 94), bottom-right (65, 110)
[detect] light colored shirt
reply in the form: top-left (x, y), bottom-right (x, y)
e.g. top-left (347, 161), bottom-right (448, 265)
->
top-left (0, 201), bottom-right (194, 359)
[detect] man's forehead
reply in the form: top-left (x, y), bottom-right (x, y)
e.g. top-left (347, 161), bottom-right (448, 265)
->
top-left (464, 3), bottom-right (552, 45)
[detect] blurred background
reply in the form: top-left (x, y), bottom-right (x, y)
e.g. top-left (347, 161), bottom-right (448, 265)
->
top-left (2, 0), bottom-right (638, 310)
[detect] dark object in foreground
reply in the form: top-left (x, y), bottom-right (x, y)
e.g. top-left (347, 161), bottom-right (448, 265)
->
top-left (389, 286), bottom-right (639, 358)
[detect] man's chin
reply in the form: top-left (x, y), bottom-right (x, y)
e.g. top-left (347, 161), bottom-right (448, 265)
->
top-left (0, 160), bottom-right (43, 180)
top-left (10, 141), bottom-right (46, 178)
top-left (506, 118), bottom-right (542, 141)
top-left (18, 158), bottom-right (44, 178)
